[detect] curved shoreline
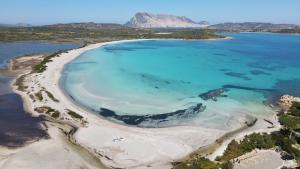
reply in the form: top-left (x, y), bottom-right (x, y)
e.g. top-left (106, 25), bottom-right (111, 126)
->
top-left (58, 38), bottom-right (233, 128)
top-left (9, 38), bottom-right (280, 168)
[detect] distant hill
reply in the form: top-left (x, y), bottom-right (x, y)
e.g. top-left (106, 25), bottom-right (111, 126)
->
top-left (45, 22), bottom-right (128, 30)
top-left (0, 23), bottom-right (32, 27)
top-left (15, 23), bottom-right (32, 27)
top-left (125, 12), bottom-right (208, 28)
top-left (0, 23), bottom-right (11, 27)
top-left (208, 22), bottom-right (299, 32)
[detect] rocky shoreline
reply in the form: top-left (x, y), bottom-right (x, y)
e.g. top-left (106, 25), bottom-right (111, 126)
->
top-left (279, 94), bottom-right (300, 111)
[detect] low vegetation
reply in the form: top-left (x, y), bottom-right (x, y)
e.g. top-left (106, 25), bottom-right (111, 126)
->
top-left (217, 133), bottom-right (275, 161)
top-left (274, 29), bottom-right (300, 34)
top-left (218, 131), bottom-right (300, 164)
top-left (34, 89), bottom-right (59, 102)
top-left (34, 106), bottom-right (55, 114)
top-left (67, 110), bottom-right (83, 120)
top-left (174, 158), bottom-right (233, 169)
top-left (290, 102), bottom-right (300, 116)
top-left (44, 90), bottom-right (59, 102)
top-left (215, 101), bottom-right (300, 165)
top-left (51, 111), bottom-right (60, 119)
top-left (279, 115), bottom-right (300, 131)
top-left (14, 74), bottom-right (27, 91)
top-left (173, 118), bottom-right (257, 169)
top-left (34, 90), bottom-right (43, 101)
top-left (34, 106), bottom-right (60, 119)
top-left (0, 24), bottom-right (222, 44)
top-left (277, 101), bottom-right (300, 164)
top-left (32, 52), bottom-right (61, 73)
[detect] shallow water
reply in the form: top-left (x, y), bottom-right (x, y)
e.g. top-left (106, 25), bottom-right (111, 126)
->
top-left (63, 33), bottom-right (300, 128)
top-left (0, 41), bottom-right (79, 147)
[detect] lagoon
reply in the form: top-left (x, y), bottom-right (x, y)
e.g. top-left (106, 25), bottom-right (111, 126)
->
top-left (0, 41), bottom-right (79, 147)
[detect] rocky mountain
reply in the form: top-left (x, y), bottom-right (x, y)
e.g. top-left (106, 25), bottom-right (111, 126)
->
top-left (125, 12), bottom-right (208, 28)
top-left (208, 22), bottom-right (299, 32)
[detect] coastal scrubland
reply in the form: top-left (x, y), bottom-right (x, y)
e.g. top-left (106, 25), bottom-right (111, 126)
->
top-left (67, 110), bottom-right (83, 120)
top-left (32, 51), bottom-right (63, 73)
top-left (0, 23), bottom-right (222, 43)
top-left (175, 158), bottom-right (233, 169)
top-left (274, 29), bottom-right (300, 34)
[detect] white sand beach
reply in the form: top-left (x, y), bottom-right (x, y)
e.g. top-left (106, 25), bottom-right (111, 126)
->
top-left (232, 149), bottom-right (297, 169)
top-left (6, 39), bottom-right (279, 169)
top-left (0, 123), bottom-right (106, 169)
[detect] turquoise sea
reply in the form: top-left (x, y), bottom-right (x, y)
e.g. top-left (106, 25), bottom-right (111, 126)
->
top-left (63, 33), bottom-right (300, 128)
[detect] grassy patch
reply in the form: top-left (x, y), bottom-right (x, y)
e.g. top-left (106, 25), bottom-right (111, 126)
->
top-left (67, 110), bottom-right (83, 120)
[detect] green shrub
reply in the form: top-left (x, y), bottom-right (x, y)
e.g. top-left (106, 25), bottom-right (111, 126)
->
top-left (34, 106), bottom-right (55, 114)
top-left (219, 161), bottom-right (233, 169)
top-left (34, 91), bottom-right (43, 101)
top-left (67, 110), bottom-right (83, 119)
top-left (290, 102), bottom-right (300, 116)
top-left (51, 111), bottom-right (60, 118)
top-left (220, 133), bottom-right (275, 161)
top-left (279, 115), bottom-right (300, 130)
top-left (44, 90), bottom-right (59, 102)
top-left (272, 131), bottom-right (300, 162)
top-left (174, 158), bottom-right (232, 169)
top-left (33, 52), bottom-right (61, 73)
top-left (15, 74), bottom-right (27, 91)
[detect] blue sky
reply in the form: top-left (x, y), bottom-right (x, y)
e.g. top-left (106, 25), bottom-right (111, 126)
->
top-left (1, 0), bottom-right (299, 25)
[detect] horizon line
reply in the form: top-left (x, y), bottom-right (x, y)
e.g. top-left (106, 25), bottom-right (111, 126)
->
top-left (1, 21), bottom-right (299, 27)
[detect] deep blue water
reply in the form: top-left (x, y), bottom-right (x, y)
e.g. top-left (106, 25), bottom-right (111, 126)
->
top-left (0, 41), bottom-right (79, 147)
top-left (0, 41), bottom-right (79, 68)
top-left (63, 33), bottom-right (300, 128)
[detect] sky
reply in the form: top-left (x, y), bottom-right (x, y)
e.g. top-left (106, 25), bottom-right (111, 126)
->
top-left (0, 0), bottom-right (299, 25)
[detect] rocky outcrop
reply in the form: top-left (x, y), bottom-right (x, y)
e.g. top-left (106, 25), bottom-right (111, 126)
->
top-left (199, 88), bottom-right (228, 101)
top-left (125, 12), bottom-right (208, 28)
top-left (279, 95), bottom-right (300, 110)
